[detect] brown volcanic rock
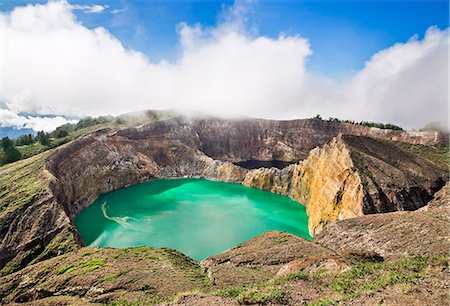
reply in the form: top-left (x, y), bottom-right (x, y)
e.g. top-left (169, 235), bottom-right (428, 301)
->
top-left (192, 117), bottom-right (445, 162)
top-left (201, 231), bottom-right (335, 287)
top-left (244, 135), bottom-right (448, 235)
top-left (314, 183), bottom-right (450, 259)
top-left (344, 135), bottom-right (448, 213)
top-left (419, 178), bottom-right (449, 220)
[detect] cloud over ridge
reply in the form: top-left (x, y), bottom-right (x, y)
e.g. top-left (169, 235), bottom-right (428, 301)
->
top-left (0, 0), bottom-right (448, 132)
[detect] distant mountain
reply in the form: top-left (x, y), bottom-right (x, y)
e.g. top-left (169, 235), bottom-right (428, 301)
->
top-left (0, 127), bottom-right (35, 139)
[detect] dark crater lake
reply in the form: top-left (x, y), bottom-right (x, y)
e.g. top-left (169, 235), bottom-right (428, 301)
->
top-left (234, 159), bottom-right (295, 169)
top-left (75, 178), bottom-right (310, 261)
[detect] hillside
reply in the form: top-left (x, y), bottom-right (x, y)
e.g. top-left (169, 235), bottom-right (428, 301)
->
top-left (0, 110), bottom-right (176, 166)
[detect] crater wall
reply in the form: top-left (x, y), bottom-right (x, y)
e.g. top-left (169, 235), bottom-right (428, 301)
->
top-left (47, 117), bottom-right (448, 235)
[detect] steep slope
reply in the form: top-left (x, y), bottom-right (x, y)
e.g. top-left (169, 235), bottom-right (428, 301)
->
top-left (243, 135), bottom-right (448, 235)
top-left (345, 135), bottom-right (447, 213)
top-left (0, 152), bottom-right (78, 276)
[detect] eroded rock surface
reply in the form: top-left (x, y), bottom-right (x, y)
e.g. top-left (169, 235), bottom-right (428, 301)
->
top-left (244, 135), bottom-right (448, 235)
top-left (192, 117), bottom-right (446, 162)
top-left (314, 182), bottom-right (450, 259)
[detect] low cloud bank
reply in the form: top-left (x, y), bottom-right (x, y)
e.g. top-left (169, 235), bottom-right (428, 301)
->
top-left (0, 109), bottom-right (76, 132)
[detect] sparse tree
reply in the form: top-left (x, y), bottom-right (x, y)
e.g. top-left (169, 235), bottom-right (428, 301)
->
top-left (36, 131), bottom-right (51, 146)
top-left (14, 134), bottom-right (34, 146)
top-left (1, 137), bottom-right (22, 164)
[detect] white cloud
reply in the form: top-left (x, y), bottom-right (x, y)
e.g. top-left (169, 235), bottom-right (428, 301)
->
top-left (341, 27), bottom-right (449, 129)
top-left (0, 0), bottom-right (448, 132)
top-left (110, 8), bottom-right (125, 14)
top-left (70, 3), bottom-right (108, 14)
top-left (0, 109), bottom-right (77, 132)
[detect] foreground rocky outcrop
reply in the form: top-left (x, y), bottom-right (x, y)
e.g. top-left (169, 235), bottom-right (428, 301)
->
top-left (0, 115), bottom-right (448, 282)
top-left (0, 246), bottom-right (209, 305)
top-left (314, 182), bottom-right (450, 259)
top-left (201, 231), bottom-right (341, 287)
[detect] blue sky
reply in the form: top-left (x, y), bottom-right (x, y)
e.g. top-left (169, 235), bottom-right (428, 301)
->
top-left (2, 0), bottom-right (448, 78)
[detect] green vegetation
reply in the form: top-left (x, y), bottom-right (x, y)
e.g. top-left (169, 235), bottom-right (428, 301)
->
top-left (216, 284), bottom-right (288, 304)
top-left (238, 286), bottom-right (288, 304)
top-left (313, 114), bottom-right (404, 130)
top-left (1, 132), bottom-right (65, 166)
top-left (36, 131), bottom-right (50, 146)
top-left (59, 258), bottom-right (106, 275)
top-left (393, 141), bottom-right (449, 170)
top-left (14, 133), bottom-right (34, 146)
top-left (0, 152), bottom-right (49, 216)
top-left (321, 257), bottom-right (428, 301)
top-left (211, 255), bottom-right (447, 305)
top-left (0, 227), bottom-right (78, 277)
top-left (1, 137), bottom-right (22, 164)
top-left (96, 270), bottom-right (130, 284)
top-left (27, 227), bottom-right (78, 266)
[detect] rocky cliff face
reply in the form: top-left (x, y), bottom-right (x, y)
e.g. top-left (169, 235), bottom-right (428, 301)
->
top-left (243, 135), bottom-right (447, 235)
top-left (0, 116), bottom-right (447, 277)
top-left (192, 117), bottom-right (445, 162)
top-left (242, 136), bottom-right (364, 235)
top-left (47, 119), bottom-right (248, 218)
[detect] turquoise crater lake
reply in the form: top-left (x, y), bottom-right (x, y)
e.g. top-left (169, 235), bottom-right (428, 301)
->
top-left (74, 178), bottom-right (311, 261)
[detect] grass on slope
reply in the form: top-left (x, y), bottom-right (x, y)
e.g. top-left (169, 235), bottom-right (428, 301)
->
top-left (0, 151), bottom-right (50, 217)
top-left (0, 246), bottom-right (210, 305)
top-left (0, 150), bottom-right (80, 276)
top-left (393, 142), bottom-right (449, 170)
top-left (211, 255), bottom-right (448, 305)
